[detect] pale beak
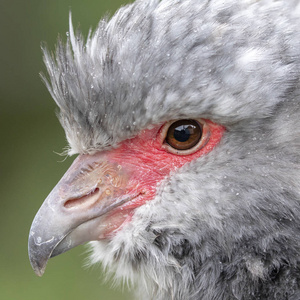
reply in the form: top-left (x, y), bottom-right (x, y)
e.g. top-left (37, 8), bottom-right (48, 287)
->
top-left (28, 152), bottom-right (136, 276)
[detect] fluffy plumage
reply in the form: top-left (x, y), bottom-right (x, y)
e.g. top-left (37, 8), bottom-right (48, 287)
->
top-left (39, 0), bottom-right (300, 299)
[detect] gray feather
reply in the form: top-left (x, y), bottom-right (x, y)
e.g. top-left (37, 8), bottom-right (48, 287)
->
top-left (43, 0), bottom-right (300, 299)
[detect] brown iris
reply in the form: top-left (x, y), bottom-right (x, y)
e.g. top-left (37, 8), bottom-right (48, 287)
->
top-left (165, 120), bottom-right (203, 150)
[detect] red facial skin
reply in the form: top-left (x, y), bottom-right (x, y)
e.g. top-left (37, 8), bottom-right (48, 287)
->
top-left (28, 119), bottom-right (225, 277)
top-left (99, 120), bottom-right (225, 238)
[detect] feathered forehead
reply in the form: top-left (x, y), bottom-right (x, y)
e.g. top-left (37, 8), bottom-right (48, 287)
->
top-left (42, 0), bottom-right (300, 155)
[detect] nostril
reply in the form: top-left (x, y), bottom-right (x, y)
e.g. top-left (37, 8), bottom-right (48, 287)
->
top-left (64, 188), bottom-right (100, 209)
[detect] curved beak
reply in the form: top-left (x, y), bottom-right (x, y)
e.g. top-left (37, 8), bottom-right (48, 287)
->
top-left (28, 152), bottom-right (134, 277)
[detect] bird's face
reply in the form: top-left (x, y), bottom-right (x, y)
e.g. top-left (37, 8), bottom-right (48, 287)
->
top-left (29, 118), bottom-right (225, 275)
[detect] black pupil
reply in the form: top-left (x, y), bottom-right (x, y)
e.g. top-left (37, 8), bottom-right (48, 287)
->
top-left (173, 125), bottom-right (196, 142)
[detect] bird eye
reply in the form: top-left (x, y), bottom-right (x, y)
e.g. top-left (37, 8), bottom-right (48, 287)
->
top-left (166, 120), bottom-right (202, 150)
top-left (161, 119), bottom-right (210, 155)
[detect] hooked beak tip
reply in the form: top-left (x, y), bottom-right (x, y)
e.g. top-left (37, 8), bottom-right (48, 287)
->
top-left (28, 231), bottom-right (55, 277)
top-left (29, 255), bottom-right (47, 277)
top-left (34, 267), bottom-right (45, 277)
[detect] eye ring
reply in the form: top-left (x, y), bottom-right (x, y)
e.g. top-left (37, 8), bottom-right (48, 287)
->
top-left (160, 119), bottom-right (210, 155)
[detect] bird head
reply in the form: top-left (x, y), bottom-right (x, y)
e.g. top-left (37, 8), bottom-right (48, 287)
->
top-left (29, 0), bottom-right (300, 299)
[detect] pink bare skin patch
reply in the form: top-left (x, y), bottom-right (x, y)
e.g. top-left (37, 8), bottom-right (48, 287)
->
top-left (100, 120), bottom-right (225, 237)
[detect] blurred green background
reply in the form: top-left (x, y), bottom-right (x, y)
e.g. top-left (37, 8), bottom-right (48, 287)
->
top-left (0, 1), bottom-right (132, 299)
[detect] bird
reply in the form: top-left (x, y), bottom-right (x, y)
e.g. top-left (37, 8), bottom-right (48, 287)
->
top-left (28, 0), bottom-right (300, 299)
